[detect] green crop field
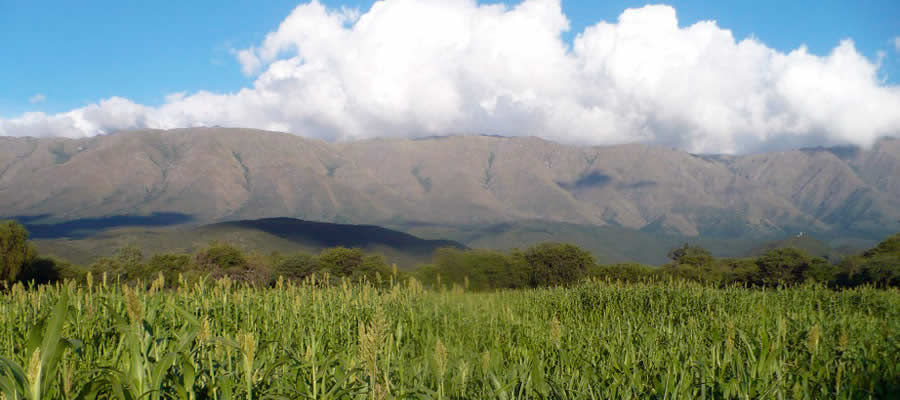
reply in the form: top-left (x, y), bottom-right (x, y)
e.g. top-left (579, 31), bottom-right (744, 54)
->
top-left (1, 277), bottom-right (898, 399)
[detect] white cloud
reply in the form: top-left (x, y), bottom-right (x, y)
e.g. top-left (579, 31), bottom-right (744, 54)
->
top-left (2, 0), bottom-right (899, 154)
top-left (894, 36), bottom-right (900, 52)
top-left (28, 93), bottom-right (46, 104)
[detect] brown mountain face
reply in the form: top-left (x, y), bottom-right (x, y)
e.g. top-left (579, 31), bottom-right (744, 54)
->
top-left (2, 128), bottom-right (899, 241)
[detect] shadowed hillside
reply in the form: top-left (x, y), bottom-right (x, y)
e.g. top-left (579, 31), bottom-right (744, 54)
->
top-left (33, 217), bottom-right (465, 268)
top-left (208, 217), bottom-right (465, 257)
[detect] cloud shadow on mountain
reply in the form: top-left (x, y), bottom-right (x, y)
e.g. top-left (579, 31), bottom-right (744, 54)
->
top-left (213, 217), bottom-right (466, 257)
top-left (10, 212), bottom-right (195, 239)
top-left (557, 171), bottom-right (613, 191)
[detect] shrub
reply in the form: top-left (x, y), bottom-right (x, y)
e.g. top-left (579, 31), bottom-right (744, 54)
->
top-left (17, 257), bottom-right (61, 285)
top-left (89, 245), bottom-right (147, 282)
top-left (318, 247), bottom-right (365, 276)
top-left (428, 248), bottom-right (529, 290)
top-left (274, 252), bottom-right (319, 281)
top-left (195, 242), bottom-right (249, 271)
top-left (521, 243), bottom-right (594, 287)
top-left (0, 220), bottom-right (36, 283)
top-left (318, 247), bottom-right (391, 282)
top-left (863, 233), bottom-right (900, 257)
top-left (753, 248), bottom-right (824, 287)
top-left (834, 234), bottom-right (900, 288)
top-left (146, 253), bottom-right (193, 286)
top-left (588, 263), bottom-right (656, 283)
top-left (667, 244), bottom-right (714, 266)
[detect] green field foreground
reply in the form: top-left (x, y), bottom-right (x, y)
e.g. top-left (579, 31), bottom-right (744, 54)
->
top-left (1, 278), bottom-right (898, 399)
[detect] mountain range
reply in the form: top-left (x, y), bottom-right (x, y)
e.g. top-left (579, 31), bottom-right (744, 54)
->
top-left (2, 128), bottom-right (899, 263)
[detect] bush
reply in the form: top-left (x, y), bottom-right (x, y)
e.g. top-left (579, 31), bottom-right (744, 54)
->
top-left (428, 248), bottom-right (529, 290)
top-left (863, 233), bottom-right (900, 257)
top-left (657, 263), bottom-right (711, 283)
top-left (195, 242), bottom-right (248, 271)
top-left (834, 234), bottom-right (900, 288)
top-left (318, 247), bottom-right (364, 276)
top-left (753, 248), bottom-right (824, 287)
top-left (146, 253), bottom-right (193, 286)
top-left (274, 252), bottom-right (319, 281)
top-left (0, 220), bottom-right (36, 283)
top-left (719, 258), bottom-right (759, 286)
top-left (521, 243), bottom-right (595, 288)
top-left (667, 244), bottom-right (714, 266)
top-left (89, 245), bottom-right (147, 282)
top-left (588, 263), bottom-right (656, 283)
top-left (17, 257), bottom-right (61, 285)
top-left (318, 247), bottom-right (391, 282)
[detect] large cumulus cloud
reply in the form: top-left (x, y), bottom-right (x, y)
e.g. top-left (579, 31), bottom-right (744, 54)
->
top-left (1, 0), bottom-right (898, 154)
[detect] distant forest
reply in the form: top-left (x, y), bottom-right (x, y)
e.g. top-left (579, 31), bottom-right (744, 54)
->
top-left (2, 220), bottom-right (898, 290)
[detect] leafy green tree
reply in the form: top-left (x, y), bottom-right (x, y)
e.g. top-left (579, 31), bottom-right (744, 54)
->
top-left (145, 253), bottom-right (193, 285)
top-left (317, 247), bottom-right (391, 282)
top-left (0, 220), bottom-right (36, 283)
top-left (835, 233), bottom-right (900, 287)
top-left (274, 252), bottom-right (319, 281)
top-left (147, 253), bottom-right (191, 272)
top-left (588, 263), bottom-right (656, 283)
top-left (839, 256), bottom-right (900, 287)
top-left (17, 257), bottom-right (61, 285)
top-left (357, 254), bottom-right (392, 281)
top-left (90, 245), bottom-right (147, 281)
top-left (195, 242), bottom-right (248, 271)
top-left (863, 233), bottom-right (900, 257)
top-left (521, 243), bottom-right (594, 287)
top-left (667, 244), bottom-right (714, 266)
top-left (116, 245), bottom-right (144, 268)
top-left (720, 258), bottom-right (760, 286)
top-left (318, 247), bottom-right (364, 277)
top-left (658, 263), bottom-right (709, 282)
top-left (429, 248), bottom-right (529, 290)
top-left (753, 248), bottom-right (823, 287)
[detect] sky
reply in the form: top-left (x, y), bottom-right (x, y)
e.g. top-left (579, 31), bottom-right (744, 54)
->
top-left (1, 0), bottom-right (899, 154)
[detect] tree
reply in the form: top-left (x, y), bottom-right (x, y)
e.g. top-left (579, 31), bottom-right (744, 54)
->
top-left (318, 247), bottom-right (391, 282)
top-left (116, 245), bottom-right (144, 268)
top-left (0, 220), bottom-right (36, 283)
top-left (753, 248), bottom-right (822, 287)
top-left (318, 247), bottom-right (365, 277)
top-left (274, 252), bottom-right (319, 281)
top-left (90, 245), bottom-right (147, 281)
top-left (835, 233), bottom-right (900, 288)
top-left (720, 258), bottom-right (760, 286)
top-left (863, 233), bottom-right (900, 257)
top-left (588, 263), bottom-right (656, 283)
top-left (430, 248), bottom-right (529, 290)
top-left (195, 242), bottom-right (248, 271)
top-left (667, 244), bottom-right (713, 266)
top-left (17, 257), bottom-right (61, 285)
top-left (521, 243), bottom-right (594, 287)
top-left (146, 253), bottom-right (192, 285)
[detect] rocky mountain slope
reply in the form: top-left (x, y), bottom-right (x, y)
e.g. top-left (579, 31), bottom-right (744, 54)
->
top-left (2, 128), bottom-right (898, 242)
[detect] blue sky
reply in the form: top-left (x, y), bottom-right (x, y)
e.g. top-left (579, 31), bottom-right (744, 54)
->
top-left (1, 0), bottom-right (899, 154)
top-left (2, 0), bottom-right (897, 117)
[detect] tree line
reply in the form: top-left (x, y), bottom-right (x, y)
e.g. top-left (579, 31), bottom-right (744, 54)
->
top-left (2, 220), bottom-right (898, 289)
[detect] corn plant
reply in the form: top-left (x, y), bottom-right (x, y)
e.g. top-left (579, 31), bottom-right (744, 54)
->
top-left (0, 279), bottom-right (898, 399)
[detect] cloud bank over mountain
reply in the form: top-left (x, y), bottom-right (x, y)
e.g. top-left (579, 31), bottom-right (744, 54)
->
top-left (2, 0), bottom-right (898, 154)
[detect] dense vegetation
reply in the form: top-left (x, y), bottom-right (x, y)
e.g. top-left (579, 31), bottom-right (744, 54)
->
top-left (2, 220), bottom-right (900, 289)
top-left (2, 279), bottom-right (898, 399)
top-left (3, 221), bottom-right (900, 398)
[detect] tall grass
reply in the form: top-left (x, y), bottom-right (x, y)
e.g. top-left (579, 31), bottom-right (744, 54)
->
top-left (1, 277), bottom-right (898, 399)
